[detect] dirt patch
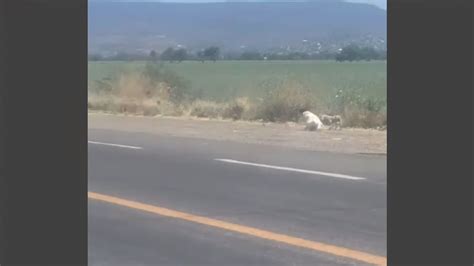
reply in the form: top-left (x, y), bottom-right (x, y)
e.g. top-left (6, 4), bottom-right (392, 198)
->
top-left (89, 112), bottom-right (386, 155)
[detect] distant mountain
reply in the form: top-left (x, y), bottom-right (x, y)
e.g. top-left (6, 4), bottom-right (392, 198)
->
top-left (88, 1), bottom-right (386, 54)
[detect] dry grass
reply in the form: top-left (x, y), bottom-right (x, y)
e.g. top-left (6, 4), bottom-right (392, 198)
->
top-left (88, 70), bottom-right (186, 116)
top-left (88, 71), bottom-right (386, 128)
top-left (188, 100), bottom-right (226, 118)
top-left (222, 97), bottom-right (255, 120)
top-left (255, 83), bottom-right (319, 122)
top-left (342, 107), bottom-right (387, 128)
top-left (325, 88), bottom-right (387, 128)
top-left (88, 95), bottom-right (181, 116)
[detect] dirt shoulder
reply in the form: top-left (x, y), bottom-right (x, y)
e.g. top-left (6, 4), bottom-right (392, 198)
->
top-left (89, 112), bottom-right (387, 155)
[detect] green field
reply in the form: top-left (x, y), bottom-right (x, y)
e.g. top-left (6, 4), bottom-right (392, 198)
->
top-left (88, 60), bottom-right (386, 101)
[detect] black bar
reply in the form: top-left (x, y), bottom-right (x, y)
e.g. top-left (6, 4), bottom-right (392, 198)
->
top-left (1, 0), bottom-right (88, 265)
top-left (388, 0), bottom-right (473, 265)
top-left (0, 0), bottom-right (7, 262)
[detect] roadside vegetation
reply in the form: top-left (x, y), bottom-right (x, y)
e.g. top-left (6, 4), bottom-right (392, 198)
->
top-left (88, 59), bottom-right (386, 129)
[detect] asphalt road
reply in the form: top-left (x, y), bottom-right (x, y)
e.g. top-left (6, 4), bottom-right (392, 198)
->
top-left (88, 128), bottom-right (386, 266)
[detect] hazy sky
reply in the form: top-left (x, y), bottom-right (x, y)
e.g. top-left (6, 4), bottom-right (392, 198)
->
top-left (346, 0), bottom-right (385, 9)
top-left (91, 0), bottom-right (386, 10)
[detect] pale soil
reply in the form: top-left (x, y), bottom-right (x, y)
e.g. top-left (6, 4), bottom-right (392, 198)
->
top-left (88, 112), bottom-right (387, 155)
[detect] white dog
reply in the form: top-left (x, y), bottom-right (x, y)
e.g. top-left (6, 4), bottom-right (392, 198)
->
top-left (302, 111), bottom-right (324, 131)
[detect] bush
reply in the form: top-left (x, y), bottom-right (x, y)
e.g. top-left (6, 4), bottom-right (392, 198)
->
top-left (89, 62), bottom-right (190, 103)
top-left (160, 69), bottom-right (190, 103)
top-left (90, 76), bottom-right (114, 95)
top-left (142, 62), bottom-right (190, 103)
top-left (328, 88), bottom-right (386, 128)
top-left (189, 100), bottom-right (225, 118)
top-left (223, 102), bottom-right (244, 120)
top-left (87, 95), bottom-right (186, 117)
top-left (114, 72), bottom-right (153, 99)
top-left (256, 84), bottom-right (316, 122)
top-left (222, 97), bottom-right (253, 120)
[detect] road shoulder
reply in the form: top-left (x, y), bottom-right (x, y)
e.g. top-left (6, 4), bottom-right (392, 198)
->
top-left (88, 112), bottom-right (387, 155)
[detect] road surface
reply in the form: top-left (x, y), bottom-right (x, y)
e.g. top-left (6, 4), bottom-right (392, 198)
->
top-left (88, 127), bottom-right (386, 266)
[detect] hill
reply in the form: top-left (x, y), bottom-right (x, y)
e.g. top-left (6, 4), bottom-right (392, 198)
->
top-left (88, 1), bottom-right (386, 54)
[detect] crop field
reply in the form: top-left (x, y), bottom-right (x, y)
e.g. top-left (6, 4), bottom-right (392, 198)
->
top-left (88, 60), bottom-right (386, 101)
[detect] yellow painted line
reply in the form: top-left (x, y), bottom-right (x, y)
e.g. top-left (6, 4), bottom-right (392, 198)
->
top-left (89, 191), bottom-right (387, 266)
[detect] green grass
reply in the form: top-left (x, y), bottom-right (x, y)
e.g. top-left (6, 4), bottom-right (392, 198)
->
top-left (88, 60), bottom-right (386, 101)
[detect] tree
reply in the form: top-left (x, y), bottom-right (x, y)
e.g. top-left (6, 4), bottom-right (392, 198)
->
top-left (174, 48), bottom-right (188, 62)
top-left (287, 52), bottom-right (309, 60)
top-left (149, 50), bottom-right (158, 62)
top-left (336, 44), bottom-right (384, 62)
top-left (336, 44), bottom-right (359, 62)
top-left (359, 47), bottom-right (378, 61)
top-left (197, 50), bottom-right (205, 63)
top-left (160, 47), bottom-right (188, 62)
top-left (203, 46), bottom-right (220, 62)
top-left (88, 54), bottom-right (103, 61)
top-left (161, 47), bottom-right (176, 62)
top-left (240, 51), bottom-right (263, 60)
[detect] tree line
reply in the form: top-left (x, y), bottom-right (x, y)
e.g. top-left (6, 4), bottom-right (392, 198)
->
top-left (336, 44), bottom-right (386, 62)
top-left (89, 44), bottom-right (386, 62)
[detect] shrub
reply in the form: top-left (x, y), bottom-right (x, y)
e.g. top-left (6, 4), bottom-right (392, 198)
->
top-left (223, 97), bottom-right (253, 120)
top-left (142, 62), bottom-right (190, 103)
top-left (90, 76), bottom-right (114, 95)
top-left (328, 88), bottom-right (386, 128)
top-left (256, 84), bottom-right (316, 122)
top-left (189, 100), bottom-right (225, 118)
top-left (160, 69), bottom-right (190, 103)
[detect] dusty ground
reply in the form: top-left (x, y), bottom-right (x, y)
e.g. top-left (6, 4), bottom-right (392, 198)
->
top-left (88, 112), bottom-right (386, 155)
